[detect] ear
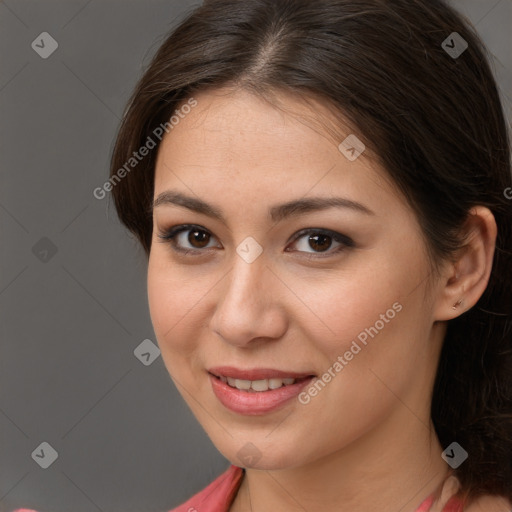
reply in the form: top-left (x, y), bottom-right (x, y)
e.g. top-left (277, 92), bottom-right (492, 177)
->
top-left (433, 206), bottom-right (497, 321)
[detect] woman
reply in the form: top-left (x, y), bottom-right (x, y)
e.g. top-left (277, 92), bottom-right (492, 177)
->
top-left (27, 0), bottom-right (511, 511)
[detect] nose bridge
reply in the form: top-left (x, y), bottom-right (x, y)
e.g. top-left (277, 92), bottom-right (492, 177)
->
top-left (222, 254), bottom-right (270, 316)
top-left (210, 250), bottom-right (287, 345)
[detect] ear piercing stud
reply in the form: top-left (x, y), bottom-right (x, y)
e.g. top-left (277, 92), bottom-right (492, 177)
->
top-left (452, 299), bottom-right (464, 310)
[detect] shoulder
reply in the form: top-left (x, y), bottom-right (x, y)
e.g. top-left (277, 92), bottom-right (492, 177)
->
top-left (463, 494), bottom-right (512, 512)
top-left (11, 468), bottom-right (245, 512)
top-left (169, 465), bottom-right (244, 512)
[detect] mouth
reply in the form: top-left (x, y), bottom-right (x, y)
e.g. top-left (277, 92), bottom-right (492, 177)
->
top-left (210, 374), bottom-right (311, 391)
top-left (207, 366), bottom-right (316, 415)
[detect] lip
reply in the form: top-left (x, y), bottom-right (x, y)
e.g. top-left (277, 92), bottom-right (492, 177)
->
top-left (208, 366), bottom-right (314, 381)
top-left (208, 367), bottom-right (316, 415)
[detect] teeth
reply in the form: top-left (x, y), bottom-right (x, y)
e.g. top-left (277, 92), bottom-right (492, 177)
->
top-left (234, 379), bottom-right (251, 390)
top-left (268, 378), bottom-right (284, 389)
top-left (222, 377), bottom-right (297, 391)
top-left (251, 379), bottom-right (268, 392)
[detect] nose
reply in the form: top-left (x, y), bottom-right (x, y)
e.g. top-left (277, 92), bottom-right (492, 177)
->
top-left (209, 254), bottom-right (288, 348)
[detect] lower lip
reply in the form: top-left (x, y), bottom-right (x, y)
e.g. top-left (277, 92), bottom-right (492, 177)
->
top-left (209, 373), bottom-right (314, 415)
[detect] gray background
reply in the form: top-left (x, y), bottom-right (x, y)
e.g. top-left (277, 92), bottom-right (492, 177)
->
top-left (1, 1), bottom-right (511, 511)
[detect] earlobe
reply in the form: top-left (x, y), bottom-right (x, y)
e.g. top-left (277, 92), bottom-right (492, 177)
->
top-left (451, 297), bottom-right (464, 311)
top-left (433, 206), bottom-right (497, 322)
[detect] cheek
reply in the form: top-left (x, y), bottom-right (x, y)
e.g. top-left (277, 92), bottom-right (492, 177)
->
top-left (282, 256), bottom-right (411, 349)
top-left (147, 254), bottom-right (208, 360)
top-left (311, 284), bottom-right (432, 413)
top-left (287, 244), bottom-right (430, 386)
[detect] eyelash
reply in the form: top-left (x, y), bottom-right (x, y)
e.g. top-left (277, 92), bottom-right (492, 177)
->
top-left (156, 224), bottom-right (355, 258)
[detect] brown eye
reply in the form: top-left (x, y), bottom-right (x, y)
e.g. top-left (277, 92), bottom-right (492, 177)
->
top-left (287, 228), bottom-right (354, 256)
top-left (157, 224), bottom-right (221, 254)
top-left (188, 229), bottom-right (210, 248)
top-left (308, 233), bottom-right (332, 252)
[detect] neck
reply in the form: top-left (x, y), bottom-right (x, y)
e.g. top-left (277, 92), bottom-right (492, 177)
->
top-left (231, 412), bottom-right (449, 512)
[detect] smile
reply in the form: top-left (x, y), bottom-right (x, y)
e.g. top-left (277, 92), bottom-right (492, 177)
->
top-left (220, 376), bottom-right (297, 392)
top-left (208, 367), bottom-right (316, 415)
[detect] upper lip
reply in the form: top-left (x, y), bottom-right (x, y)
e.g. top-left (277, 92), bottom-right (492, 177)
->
top-left (208, 366), bottom-right (315, 381)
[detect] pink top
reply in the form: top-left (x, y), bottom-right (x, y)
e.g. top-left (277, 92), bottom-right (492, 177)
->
top-left (13, 465), bottom-right (464, 512)
top-left (169, 465), bottom-right (465, 512)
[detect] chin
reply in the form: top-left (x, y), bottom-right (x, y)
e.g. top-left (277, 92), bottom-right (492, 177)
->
top-left (214, 433), bottom-right (311, 471)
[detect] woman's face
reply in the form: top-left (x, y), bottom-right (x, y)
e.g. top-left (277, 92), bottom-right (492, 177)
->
top-left (148, 87), bottom-right (445, 470)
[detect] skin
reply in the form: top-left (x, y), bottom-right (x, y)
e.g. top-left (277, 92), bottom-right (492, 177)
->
top-left (147, 87), bottom-right (500, 511)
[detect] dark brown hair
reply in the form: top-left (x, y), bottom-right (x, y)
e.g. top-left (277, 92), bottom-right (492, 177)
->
top-left (109, 0), bottom-right (512, 503)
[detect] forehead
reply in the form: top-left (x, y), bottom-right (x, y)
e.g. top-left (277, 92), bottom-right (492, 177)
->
top-left (170, 87), bottom-right (364, 153)
top-left (153, 87), bottom-right (404, 218)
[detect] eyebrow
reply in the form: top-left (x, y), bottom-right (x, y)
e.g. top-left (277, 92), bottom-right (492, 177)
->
top-left (152, 191), bottom-right (375, 223)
